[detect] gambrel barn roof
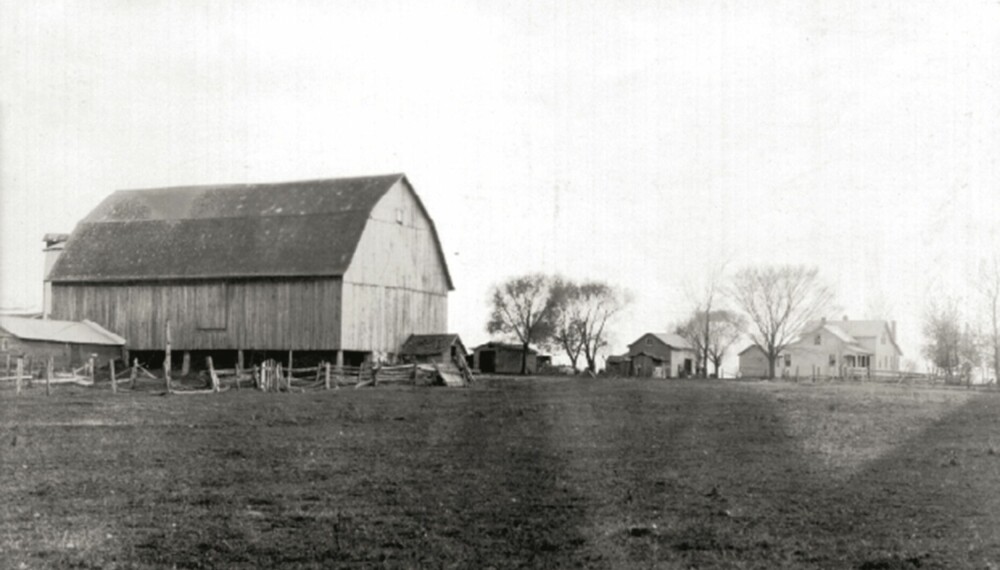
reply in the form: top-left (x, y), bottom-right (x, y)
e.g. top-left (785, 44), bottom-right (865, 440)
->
top-left (48, 174), bottom-right (454, 289)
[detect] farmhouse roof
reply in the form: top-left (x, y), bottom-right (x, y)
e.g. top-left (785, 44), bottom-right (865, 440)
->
top-left (738, 344), bottom-right (764, 356)
top-left (653, 333), bottom-right (694, 350)
top-left (629, 333), bottom-right (694, 351)
top-left (48, 174), bottom-right (454, 289)
top-left (400, 334), bottom-right (465, 356)
top-left (0, 316), bottom-right (125, 346)
top-left (836, 320), bottom-right (903, 354)
top-left (803, 319), bottom-right (902, 355)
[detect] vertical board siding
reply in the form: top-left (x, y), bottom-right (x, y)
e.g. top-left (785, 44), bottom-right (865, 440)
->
top-left (340, 283), bottom-right (447, 353)
top-left (343, 181), bottom-right (451, 293)
top-left (340, 180), bottom-right (451, 353)
top-left (51, 278), bottom-right (342, 351)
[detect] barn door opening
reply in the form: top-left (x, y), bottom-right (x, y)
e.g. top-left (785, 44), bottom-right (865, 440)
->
top-left (479, 350), bottom-right (496, 373)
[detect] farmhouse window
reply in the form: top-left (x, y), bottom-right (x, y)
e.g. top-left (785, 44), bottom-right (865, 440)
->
top-left (195, 284), bottom-right (228, 330)
top-left (784, 354), bottom-right (791, 367)
top-left (828, 354), bottom-right (836, 366)
top-left (814, 335), bottom-right (821, 345)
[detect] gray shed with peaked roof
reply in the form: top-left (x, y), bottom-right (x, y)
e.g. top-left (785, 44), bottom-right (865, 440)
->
top-left (48, 174), bottom-right (452, 365)
top-left (0, 316), bottom-right (125, 371)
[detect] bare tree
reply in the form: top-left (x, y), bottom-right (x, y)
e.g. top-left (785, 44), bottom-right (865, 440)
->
top-left (705, 310), bottom-right (746, 377)
top-left (979, 255), bottom-right (1000, 384)
top-left (728, 265), bottom-right (835, 379)
top-left (676, 309), bottom-right (746, 378)
top-left (487, 274), bottom-right (559, 375)
top-left (922, 300), bottom-right (962, 380)
top-left (681, 263), bottom-right (728, 377)
top-left (576, 282), bottom-right (630, 373)
top-left (674, 316), bottom-right (706, 375)
top-left (550, 279), bottom-right (585, 372)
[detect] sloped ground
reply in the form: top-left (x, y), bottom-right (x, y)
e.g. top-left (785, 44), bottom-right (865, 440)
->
top-left (1, 378), bottom-right (999, 568)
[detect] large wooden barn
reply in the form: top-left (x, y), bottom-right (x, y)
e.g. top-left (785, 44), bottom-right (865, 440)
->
top-left (47, 174), bottom-right (453, 368)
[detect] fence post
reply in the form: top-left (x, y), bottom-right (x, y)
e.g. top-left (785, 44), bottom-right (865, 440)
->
top-left (110, 360), bottom-right (117, 394)
top-left (287, 350), bottom-right (294, 390)
top-left (46, 356), bottom-right (53, 396)
top-left (325, 362), bottom-right (331, 390)
top-left (15, 358), bottom-right (23, 395)
top-left (209, 356), bottom-right (221, 392)
top-left (164, 319), bottom-right (172, 391)
top-left (130, 358), bottom-right (138, 391)
top-left (89, 357), bottom-right (95, 385)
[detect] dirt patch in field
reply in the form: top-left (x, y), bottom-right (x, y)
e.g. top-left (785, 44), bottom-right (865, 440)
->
top-left (2, 379), bottom-right (1000, 568)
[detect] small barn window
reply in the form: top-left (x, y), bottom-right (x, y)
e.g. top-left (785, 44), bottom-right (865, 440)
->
top-left (645, 338), bottom-right (651, 346)
top-left (784, 354), bottom-right (791, 367)
top-left (829, 354), bottom-right (836, 366)
top-left (814, 335), bottom-right (821, 345)
top-left (395, 208), bottom-right (404, 224)
top-left (196, 284), bottom-right (228, 330)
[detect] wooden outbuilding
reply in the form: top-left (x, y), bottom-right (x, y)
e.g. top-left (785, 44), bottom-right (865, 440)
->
top-left (399, 334), bottom-right (468, 365)
top-left (471, 342), bottom-right (539, 374)
top-left (399, 333), bottom-right (474, 385)
top-left (622, 333), bottom-right (695, 378)
top-left (0, 316), bottom-right (125, 372)
top-left (47, 174), bottom-right (453, 368)
top-left (604, 354), bottom-right (631, 376)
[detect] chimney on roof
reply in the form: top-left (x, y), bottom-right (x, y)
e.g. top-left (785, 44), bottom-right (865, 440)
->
top-left (42, 233), bottom-right (69, 320)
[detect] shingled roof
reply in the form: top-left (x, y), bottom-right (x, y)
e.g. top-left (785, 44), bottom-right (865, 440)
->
top-left (399, 334), bottom-right (466, 356)
top-left (49, 174), bottom-right (453, 288)
top-left (0, 316), bottom-right (125, 346)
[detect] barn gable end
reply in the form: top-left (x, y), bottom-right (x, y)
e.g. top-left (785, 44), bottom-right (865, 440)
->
top-left (340, 178), bottom-right (451, 353)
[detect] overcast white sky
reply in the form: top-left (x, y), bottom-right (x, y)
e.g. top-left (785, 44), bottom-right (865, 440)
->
top-left (2, 1), bottom-right (999, 371)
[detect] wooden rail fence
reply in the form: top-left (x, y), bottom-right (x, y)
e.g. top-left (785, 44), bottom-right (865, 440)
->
top-left (1, 354), bottom-right (473, 396)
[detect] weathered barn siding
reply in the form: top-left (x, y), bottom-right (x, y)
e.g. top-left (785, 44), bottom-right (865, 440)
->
top-left (51, 278), bottom-right (342, 351)
top-left (340, 179), bottom-right (449, 353)
top-left (630, 354), bottom-right (665, 378)
top-left (49, 174), bottom-right (452, 357)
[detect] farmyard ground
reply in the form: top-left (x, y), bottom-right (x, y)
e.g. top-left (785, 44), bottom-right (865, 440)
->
top-left (2, 377), bottom-right (1000, 569)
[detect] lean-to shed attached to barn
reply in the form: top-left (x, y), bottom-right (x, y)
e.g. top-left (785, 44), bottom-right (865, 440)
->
top-left (47, 174), bottom-right (453, 367)
top-left (0, 316), bottom-right (125, 371)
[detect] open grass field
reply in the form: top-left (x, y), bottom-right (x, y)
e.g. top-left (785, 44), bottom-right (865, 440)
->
top-left (3, 377), bottom-right (1000, 569)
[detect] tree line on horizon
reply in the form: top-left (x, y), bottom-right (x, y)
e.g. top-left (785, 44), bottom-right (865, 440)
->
top-left (920, 255), bottom-right (1000, 384)
top-left (486, 260), bottom-right (1000, 382)
top-left (484, 265), bottom-right (836, 378)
